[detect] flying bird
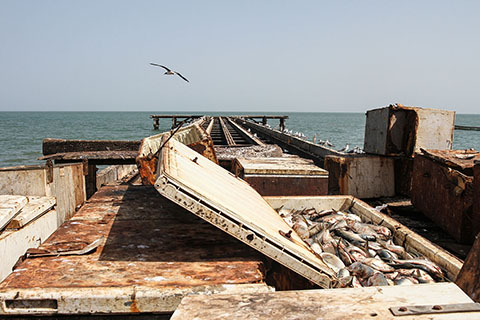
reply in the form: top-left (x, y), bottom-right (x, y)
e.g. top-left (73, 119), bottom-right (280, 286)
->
top-left (150, 63), bottom-right (189, 82)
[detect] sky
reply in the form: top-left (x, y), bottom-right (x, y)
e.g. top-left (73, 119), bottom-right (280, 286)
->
top-left (0, 1), bottom-right (479, 113)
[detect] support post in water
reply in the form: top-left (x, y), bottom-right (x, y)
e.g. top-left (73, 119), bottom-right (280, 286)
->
top-left (280, 118), bottom-right (286, 132)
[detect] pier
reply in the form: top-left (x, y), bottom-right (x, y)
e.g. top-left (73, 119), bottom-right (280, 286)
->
top-left (150, 114), bottom-right (203, 130)
top-left (0, 109), bottom-right (479, 318)
top-left (455, 125), bottom-right (480, 131)
top-left (239, 115), bottom-right (288, 131)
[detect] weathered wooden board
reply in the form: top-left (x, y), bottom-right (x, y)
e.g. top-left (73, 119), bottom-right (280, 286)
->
top-left (456, 233), bottom-right (480, 302)
top-left (171, 283), bottom-right (480, 320)
top-left (0, 196), bottom-right (27, 230)
top-left (156, 138), bottom-right (335, 288)
top-left (6, 196), bottom-right (56, 229)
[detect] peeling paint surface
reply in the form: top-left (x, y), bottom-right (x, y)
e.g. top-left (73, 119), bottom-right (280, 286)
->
top-left (0, 185), bottom-right (265, 297)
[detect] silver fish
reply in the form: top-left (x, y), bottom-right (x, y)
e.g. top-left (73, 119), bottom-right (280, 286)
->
top-left (292, 220), bottom-right (309, 240)
top-left (413, 269), bottom-right (436, 284)
top-left (346, 213), bottom-right (362, 222)
top-left (394, 277), bottom-right (416, 285)
top-left (337, 245), bottom-right (354, 266)
top-left (377, 249), bottom-right (398, 262)
top-left (379, 240), bottom-right (413, 259)
top-left (348, 262), bottom-right (375, 279)
top-left (335, 229), bottom-right (366, 244)
top-left (310, 242), bottom-right (323, 256)
top-left (391, 259), bottom-right (444, 280)
top-left (347, 245), bottom-right (368, 262)
top-left (362, 257), bottom-right (395, 273)
top-left (367, 272), bottom-right (389, 286)
top-left (351, 275), bottom-right (363, 288)
top-left (321, 252), bottom-right (345, 274)
top-left (347, 221), bottom-right (378, 238)
top-left (369, 224), bottom-right (392, 240)
top-left (337, 268), bottom-right (350, 278)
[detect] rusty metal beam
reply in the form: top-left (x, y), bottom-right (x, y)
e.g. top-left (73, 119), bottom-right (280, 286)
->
top-left (218, 117), bottom-right (236, 146)
top-left (42, 139), bottom-right (140, 156)
top-left (226, 118), bottom-right (264, 146)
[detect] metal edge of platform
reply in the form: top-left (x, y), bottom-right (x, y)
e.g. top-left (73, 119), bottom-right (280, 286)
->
top-left (154, 174), bottom-right (333, 288)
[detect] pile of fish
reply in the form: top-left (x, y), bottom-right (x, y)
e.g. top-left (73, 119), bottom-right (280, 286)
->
top-left (276, 206), bottom-right (445, 288)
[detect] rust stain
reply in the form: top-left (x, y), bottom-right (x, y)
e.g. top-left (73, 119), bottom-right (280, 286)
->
top-left (136, 156), bottom-right (158, 185)
top-left (137, 138), bottom-right (218, 186)
top-left (0, 185), bottom-right (265, 290)
top-left (411, 154), bottom-right (476, 243)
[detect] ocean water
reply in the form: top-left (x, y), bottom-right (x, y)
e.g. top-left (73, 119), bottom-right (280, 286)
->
top-left (0, 112), bottom-right (479, 168)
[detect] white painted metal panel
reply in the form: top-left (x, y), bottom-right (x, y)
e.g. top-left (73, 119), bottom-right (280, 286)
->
top-left (155, 138), bottom-right (335, 288)
top-left (0, 196), bottom-right (27, 230)
top-left (0, 209), bottom-right (58, 282)
top-left (6, 196), bottom-right (56, 229)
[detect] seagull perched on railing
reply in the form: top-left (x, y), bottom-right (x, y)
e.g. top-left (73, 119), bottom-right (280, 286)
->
top-left (150, 63), bottom-right (189, 82)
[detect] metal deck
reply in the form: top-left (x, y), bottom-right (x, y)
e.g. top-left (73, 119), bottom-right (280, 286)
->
top-left (0, 184), bottom-right (269, 316)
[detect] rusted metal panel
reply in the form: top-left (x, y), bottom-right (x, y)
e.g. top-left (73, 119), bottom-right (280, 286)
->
top-left (242, 175), bottom-right (328, 196)
top-left (234, 157), bottom-right (327, 176)
top-left (456, 233), bottom-right (480, 302)
top-left (0, 284), bottom-right (271, 315)
top-left (42, 138), bottom-right (140, 155)
top-left (364, 104), bottom-right (455, 156)
top-left (324, 154), bottom-right (395, 198)
top-left (0, 163), bottom-right (85, 225)
top-left (364, 106), bottom-right (390, 155)
top-left (411, 153), bottom-right (476, 244)
top-left (475, 161), bottom-right (480, 232)
top-left (171, 283), bottom-right (479, 320)
top-left (419, 149), bottom-right (480, 176)
top-left (233, 157), bottom-right (328, 196)
top-left (137, 121), bottom-right (217, 185)
top-left (0, 209), bottom-right (58, 283)
top-left (40, 150), bottom-right (138, 164)
top-left (96, 164), bottom-right (137, 189)
top-left (394, 156), bottom-right (414, 196)
top-left (155, 138), bottom-right (335, 288)
top-left (0, 185), bottom-right (267, 315)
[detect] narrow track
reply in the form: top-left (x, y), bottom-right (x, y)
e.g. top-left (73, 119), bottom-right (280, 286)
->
top-left (205, 117), bottom-right (261, 147)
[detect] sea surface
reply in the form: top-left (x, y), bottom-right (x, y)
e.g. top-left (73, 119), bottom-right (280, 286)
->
top-left (0, 112), bottom-right (479, 168)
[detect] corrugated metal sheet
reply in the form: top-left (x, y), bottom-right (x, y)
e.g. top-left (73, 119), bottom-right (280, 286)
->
top-left (155, 138), bottom-right (335, 288)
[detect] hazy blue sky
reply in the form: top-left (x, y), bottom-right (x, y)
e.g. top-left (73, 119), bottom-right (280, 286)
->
top-left (0, 1), bottom-right (479, 113)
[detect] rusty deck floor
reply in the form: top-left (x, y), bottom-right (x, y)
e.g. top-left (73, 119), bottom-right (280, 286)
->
top-left (366, 197), bottom-right (472, 260)
top-left (0, 184), bottom-right (268, 315)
